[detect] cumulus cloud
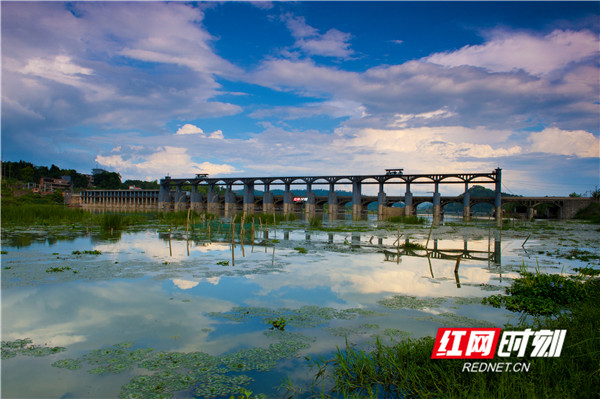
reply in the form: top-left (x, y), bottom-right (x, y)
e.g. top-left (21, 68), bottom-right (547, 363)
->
top-left (2, 2), bottom-right (242, 133)
top-left (283, 14), bottom-right (354, 58)
top-left (425, 29), bottom-right (599, 77)
top-left (176, 124), bottom-right (205, 135)
top-left (95, 146), bottom-right (237, 180)
top-left (528, 127), bottom-right (599, 158)
top-left (175, 124), bottom-right (224, 139)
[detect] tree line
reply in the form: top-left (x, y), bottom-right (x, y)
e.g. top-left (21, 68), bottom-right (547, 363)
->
top-left (1, 161), bottom-right (159, 190)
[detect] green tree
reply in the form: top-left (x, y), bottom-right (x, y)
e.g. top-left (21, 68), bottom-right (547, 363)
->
top-left (94, 172), bottom-right (122, 189)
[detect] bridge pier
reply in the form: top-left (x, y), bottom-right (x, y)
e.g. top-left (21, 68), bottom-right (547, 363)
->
top-left (224, 184), bottom-right (237, 218)
top-left (263, 191), bottom-right (275, 214)
top-left (352, 179), bottom-right (362, 221)
top-left (243, 181), bottom-right (255, 215)
top-left (328, 184), bottom-right (338, 222)
top-left (377, 182), bottom-right (386, 220)
top-left (305, 186), bottom-right (316, 221)
top-left (433, 183), bottom-right (441, 225)
top-left (283, 183), bottom-right (294, 215)
top-left (206, 184), bottom-right (220, 215)
top-left (174, 185), bottom-right (187, 212)
top-left (158, 177), bottom-right (172, 212)
top-left (463, 183), bottom-right (471, 222)
top-left (190, 186), bottom-right (203, 213)
top-left (527, 206), bottom-right (535, 221)
top-left (404, 184), bottom-right (413, 216)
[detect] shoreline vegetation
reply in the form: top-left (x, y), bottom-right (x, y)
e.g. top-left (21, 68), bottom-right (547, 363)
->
top-left (293, 267), bottom-right (599, 399)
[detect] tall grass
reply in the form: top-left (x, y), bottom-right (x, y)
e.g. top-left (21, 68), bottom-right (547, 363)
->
top-left (1, 204), bottom-right (93, 225)
top-left (386, 215), bottom-right (427, 224)
top-left (310, 273), bottom-right (600, 398)
top-left (308, 216), bottom-right (323, 228)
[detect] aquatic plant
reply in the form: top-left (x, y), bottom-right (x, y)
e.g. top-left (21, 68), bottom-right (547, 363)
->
top-left (294, 246), bottom-right (308, 254)
top-left (482, 270), bottom-right (598, 316)
top-left (2, 338), bottom-right (65, 359)
top-left (209, 306), bottom-right (378, 329)
top-left (301, 270), bottom-right (600, 398)
top-left (378, 294), bottom-right (446, 310)
top-left (415, 312), bottom-right (497, 328)
top-left (269, 317), bottom-right (287, 331)
top-left (46, 266), bottom-right (72, 273)
top-left (386, 215), bottom-right (427, 224)
top-left (72, 249), bottom-right (102, 255)
top-left (308, 216), bottom-right (322, 228)
top-left (217, 260), bottom-right (230, 266)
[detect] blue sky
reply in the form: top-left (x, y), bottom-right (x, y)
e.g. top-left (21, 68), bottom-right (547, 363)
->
top-left (2, 1), bottom-right (599, 196)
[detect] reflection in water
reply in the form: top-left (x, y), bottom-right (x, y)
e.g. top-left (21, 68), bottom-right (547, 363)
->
top-left (1, 225), bottom-right (525, 398)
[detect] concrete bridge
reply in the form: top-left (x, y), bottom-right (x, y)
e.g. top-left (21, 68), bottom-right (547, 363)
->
top-left (70, 168), bottom-right (593, 223)
top-left (159, 169), bottom-right (504, 224)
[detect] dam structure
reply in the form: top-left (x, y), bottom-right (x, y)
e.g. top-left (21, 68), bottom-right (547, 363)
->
top-left (72, 168), bottom-right (593, 223)
top-left (77, 169), bottom-right (503, 224)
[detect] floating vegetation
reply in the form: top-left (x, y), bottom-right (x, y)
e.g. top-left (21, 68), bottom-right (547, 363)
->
top-left (386, 215), bottom-right (427, 225)
top-left (52, 358), bottom-right (82, 370)
top-left (194, 374), bottom-right (254, 398)
top-left (268, 316), bottom-right (287, 331)
top-left (452, 296), bottom-right (486, 306)
top-left (2, 338), bottom-right (65, 359)
top-left (217, 260), bottom-right (230, 266)
top-left (72, 249), bottom-right (102, 255)
top-left (415, 312), bottom-right (497, 328)
top-left (294, 246), bottom-right (308, 254)
top-left (46, 266), bottom-right (72, 273)
top-left (382, 328), bottom-right (411, 340)
top-left (82, 342), bottom-right (154, 375)
top-left (1, 250), bottom-right (7, 254)
top-left (477, 283), bottom-right (505, 291)
top-left (209, 306), bottom-right (379, 328)
top-left (51, 332), bottom-right (314, 399)
top-left (378, 295), bottom-right (446, 310)
top-left (326, 323), bottom-right (379, 337)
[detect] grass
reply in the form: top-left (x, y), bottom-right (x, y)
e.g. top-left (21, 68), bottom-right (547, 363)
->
top-left (308, 216), bottom-right (322, 229)
top-left (386, 215), bottom-right (427, 225)
top-left (301, 269), bottom-right (600, 398)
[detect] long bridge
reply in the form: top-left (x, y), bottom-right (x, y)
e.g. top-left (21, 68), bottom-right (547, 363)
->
top-left (69, 168), bottom-right (593, 224)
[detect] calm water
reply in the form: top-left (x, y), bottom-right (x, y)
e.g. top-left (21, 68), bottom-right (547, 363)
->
top-left (1, 220), bottom-right (595, 398)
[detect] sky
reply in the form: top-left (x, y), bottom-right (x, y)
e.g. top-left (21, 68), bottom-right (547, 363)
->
top-left (1, 1), bottom-right (599, 196)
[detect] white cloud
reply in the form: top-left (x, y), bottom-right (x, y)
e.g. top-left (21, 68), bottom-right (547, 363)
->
top-left (283, 14), bottom-right (353, 59)
top-left (176, 124), bottom-right (205, 135)
top-left (392, 108), bottom-right (456, 127)
top-left (95, 146), bottom-right (237, 180)
top-left (528, 127), bottom-right (599, 158)
top-left (175, 124), bottom-right (224, 139)
top-left (425, 29), bottom-right (599, 76)
top-left (208, 130), bottom-right (224, 139)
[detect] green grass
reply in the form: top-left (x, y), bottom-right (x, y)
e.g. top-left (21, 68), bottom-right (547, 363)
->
top-left (303, 270), bottom-right (600, 398)
top-left (308, 216), bottom-right (322, 229)
top-left (1, 204), bottom-right (94, 225)
top-left (386, 215), bottom-right (427, 224)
